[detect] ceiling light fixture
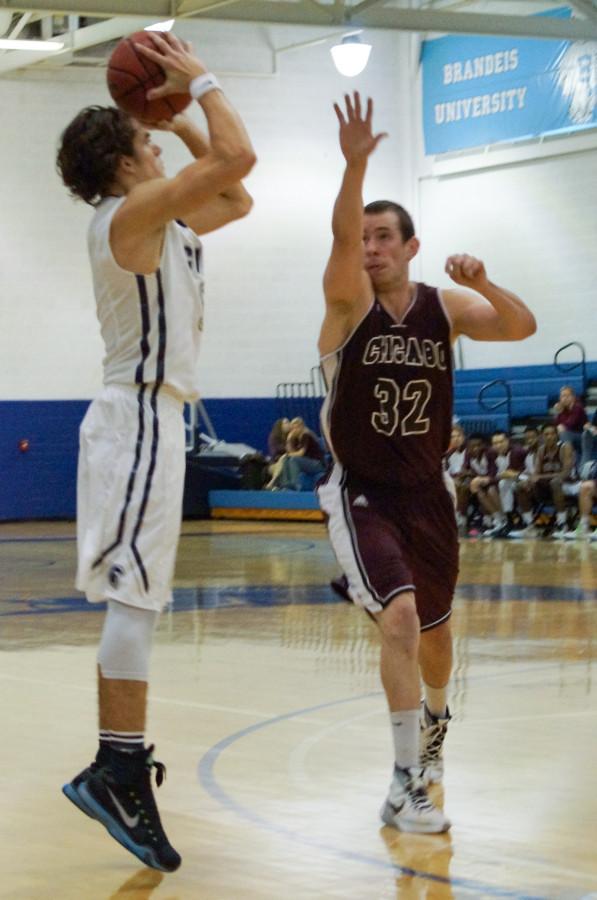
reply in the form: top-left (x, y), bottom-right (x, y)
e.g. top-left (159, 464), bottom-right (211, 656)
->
top-left (330, 32), bottom-right (372, 77)
top-left (0, 39), bottom-right (64, 51)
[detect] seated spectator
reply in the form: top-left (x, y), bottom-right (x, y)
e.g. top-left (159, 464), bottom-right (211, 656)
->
top-left (563, 461), bottom-right (597, 541)
top-left (444, 425), bottom-right (467, 533)
top-left (458, 434), bottom-right (499, 536)
top-left (267, 417), bottom-right (291, 462)
top-left (267, 418), bottom-right (326, 491)
top-left (580, 408), bottom-right (597, 473)
top-left (513, 424), bottom-right (541, 523)
top-left (489, 430), bottom-right (527, 537)
top-left (520, 424), bottom-right (541, 477)
top-left (511, 424), bottom-right (578, 539)
top-left (445, 424), bottom-right (466, 474)
top-left (553, 385), bottom-right (587, 455)
top-left (264, 417), bottom-right (292, 486)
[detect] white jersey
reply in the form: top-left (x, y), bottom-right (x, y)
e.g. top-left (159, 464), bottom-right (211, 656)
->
top-left (445, 447), bottom-right (465, 477)
top-left (88, 196), bottom-right (205, 401)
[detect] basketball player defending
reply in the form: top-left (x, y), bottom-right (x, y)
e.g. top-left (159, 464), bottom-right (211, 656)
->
top-left (317, 93), bottom-right (535, 833)
top-left (57, 32), bottom-right (255, 869)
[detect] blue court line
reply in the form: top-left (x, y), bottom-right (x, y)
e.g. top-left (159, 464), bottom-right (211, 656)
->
top-left (1, 581), bottom-right (597, 618)
top-left (0, 532), bottom-right (214, 544)
top-left (197, 693), bottom-right (550, 900)
top-left (0, 533), bottom-right (316, 560)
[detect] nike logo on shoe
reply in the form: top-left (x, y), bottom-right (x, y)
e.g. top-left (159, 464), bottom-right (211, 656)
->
top-left (107, 786), bottom-right (140, 829)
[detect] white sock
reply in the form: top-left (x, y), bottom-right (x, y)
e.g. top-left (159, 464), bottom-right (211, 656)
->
top-left (390, 709), bottom-right (420, 770)
top-left (556, 511), bottom-right (567, 525)
top-left (423, 684), bottom-right (448, 719)
top-left (493, 513), bottom-right (505, 526)
top-left (522, 511), bottom-right (533, 525)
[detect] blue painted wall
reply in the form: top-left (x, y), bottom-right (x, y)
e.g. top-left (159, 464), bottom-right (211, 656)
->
top-left (0, 401), bottom-right (89, 521)
top-left (0, 397), bottom-right (279, 521)
top-left (1, 360), bottom-right (595, 520)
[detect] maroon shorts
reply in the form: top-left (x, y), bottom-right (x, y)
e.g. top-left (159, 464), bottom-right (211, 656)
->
top-left (317, 464), bottom-right (459, 630)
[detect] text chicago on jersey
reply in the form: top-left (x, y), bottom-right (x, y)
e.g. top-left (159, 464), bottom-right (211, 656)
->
top-left (362, 335), bottom-right (447, 370)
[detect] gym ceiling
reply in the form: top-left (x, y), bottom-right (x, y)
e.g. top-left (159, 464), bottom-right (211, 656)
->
top-left (0, 0), bottom-right (596, 76)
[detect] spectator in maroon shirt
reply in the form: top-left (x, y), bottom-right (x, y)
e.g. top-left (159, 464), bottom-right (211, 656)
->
top-left (554, 385), bottom-right (587, 455)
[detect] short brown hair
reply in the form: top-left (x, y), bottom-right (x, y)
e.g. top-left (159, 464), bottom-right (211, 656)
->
top-left (56, 106), bottom-right (136, 205)
top-left (364, 200), bottom-right (415, 242)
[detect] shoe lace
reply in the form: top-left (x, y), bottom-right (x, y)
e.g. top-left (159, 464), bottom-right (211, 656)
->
top-left (147, 751), bottom-right (166, 789)
top-left (421, 721), bottom-right (448, 764)
top-left (406, 772), bottom-right (435, 812)
top-left (125, 747), bottom-right (169, 844)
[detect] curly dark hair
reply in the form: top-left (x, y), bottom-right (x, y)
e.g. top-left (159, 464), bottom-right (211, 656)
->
top-left (56, 106), bottom-right (136, 205)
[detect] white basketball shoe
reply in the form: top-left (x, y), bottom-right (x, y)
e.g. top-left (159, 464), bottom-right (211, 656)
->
top-left (380, 765), bottom-right (451, 834)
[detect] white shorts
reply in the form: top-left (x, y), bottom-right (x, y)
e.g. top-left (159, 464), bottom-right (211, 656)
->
top-left (76, 384), bottom-right (186, 612)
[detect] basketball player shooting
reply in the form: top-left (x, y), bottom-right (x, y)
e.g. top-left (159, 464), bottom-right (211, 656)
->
top-left (56, 31), bottom-right (256, 870)
top-left (317, 92), bottom-right (535, 833)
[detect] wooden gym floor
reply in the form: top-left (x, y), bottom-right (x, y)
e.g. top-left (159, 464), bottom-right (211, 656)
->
top-left (0, 519), bottom-right (596, 900)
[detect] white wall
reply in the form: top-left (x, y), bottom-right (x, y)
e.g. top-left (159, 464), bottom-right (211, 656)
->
top-left (411, 2), bottom-right (597, 371)
top-left (0, 20), bottom-right (412, 399)
top-left (2, 15), bottom-right (595, 401)
top-left (416, 145), bottom-right (597, 368)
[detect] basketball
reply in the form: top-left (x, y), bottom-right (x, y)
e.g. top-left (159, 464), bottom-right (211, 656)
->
top-left (107, 31), bottom-right (192, 123)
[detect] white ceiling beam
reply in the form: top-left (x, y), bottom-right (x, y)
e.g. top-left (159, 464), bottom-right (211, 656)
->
top-left (0, 1), bottom-right (596, 58)
top-left (183, 1), bottom-right (597, 37)
top-left (568, 0), bottom-right (597, 25)
top-left (348, 5), bottom-right (597, 38)
top-left (0, 1), bottom-right (174, 14)
top-left (0, 14), bottom-right (157, 73)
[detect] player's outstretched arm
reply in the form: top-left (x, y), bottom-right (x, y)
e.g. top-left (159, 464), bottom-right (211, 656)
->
top-left (442, 254), bottom-right (536, 342)
top-left (320, 93), bottom-right (386, 354)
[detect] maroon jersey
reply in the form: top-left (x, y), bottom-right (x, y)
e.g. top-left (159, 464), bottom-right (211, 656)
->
top-left (321, 284), bottom-right (452, 488)
top-left (537, 443), bottom-right (566, 475)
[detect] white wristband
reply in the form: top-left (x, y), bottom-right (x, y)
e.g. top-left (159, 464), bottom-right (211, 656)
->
top-left (189, 73), bottom-right (221, 101)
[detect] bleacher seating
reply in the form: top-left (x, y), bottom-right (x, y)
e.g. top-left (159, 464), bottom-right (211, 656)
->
top-left (273, 363), bottom-right (597, 440)
top-left (453, 361), bottom-right (597, 432)
top-left (453, 376), bottom-right (583, 400)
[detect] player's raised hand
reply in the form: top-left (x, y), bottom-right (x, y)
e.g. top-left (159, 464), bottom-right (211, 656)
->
top-left (333, 92), bottom-right (387, 165)
top-left (134, 31), bottom-right (207, 99)
top-left (445, 254), bottom-right (489, 291)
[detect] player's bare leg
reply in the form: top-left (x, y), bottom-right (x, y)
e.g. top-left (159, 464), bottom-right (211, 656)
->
top-left (377, 593), bottom-right (450, 833)
top-left (63, 605), bottom-right (181, 872)
top-left (419, 621), bottom-right (452, 784)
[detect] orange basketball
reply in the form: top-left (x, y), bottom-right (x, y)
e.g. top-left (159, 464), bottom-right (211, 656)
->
top-left (107, 31), bottom-right (192, 123)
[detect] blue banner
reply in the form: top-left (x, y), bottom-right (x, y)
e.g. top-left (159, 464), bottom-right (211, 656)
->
top-left (421, 8), bottom-right (597, 154)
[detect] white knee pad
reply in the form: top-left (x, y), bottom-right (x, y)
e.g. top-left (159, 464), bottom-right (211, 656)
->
top-left (97, 600), bottom-right (158, 681)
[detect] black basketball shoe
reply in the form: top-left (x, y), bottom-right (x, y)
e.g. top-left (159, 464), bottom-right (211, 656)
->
top-left (78, 745), bottom-right (181, 872)
top-left (330, 574), bottom-right (351, 603)
top-left (62, 744), bottom-right (111, 820)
